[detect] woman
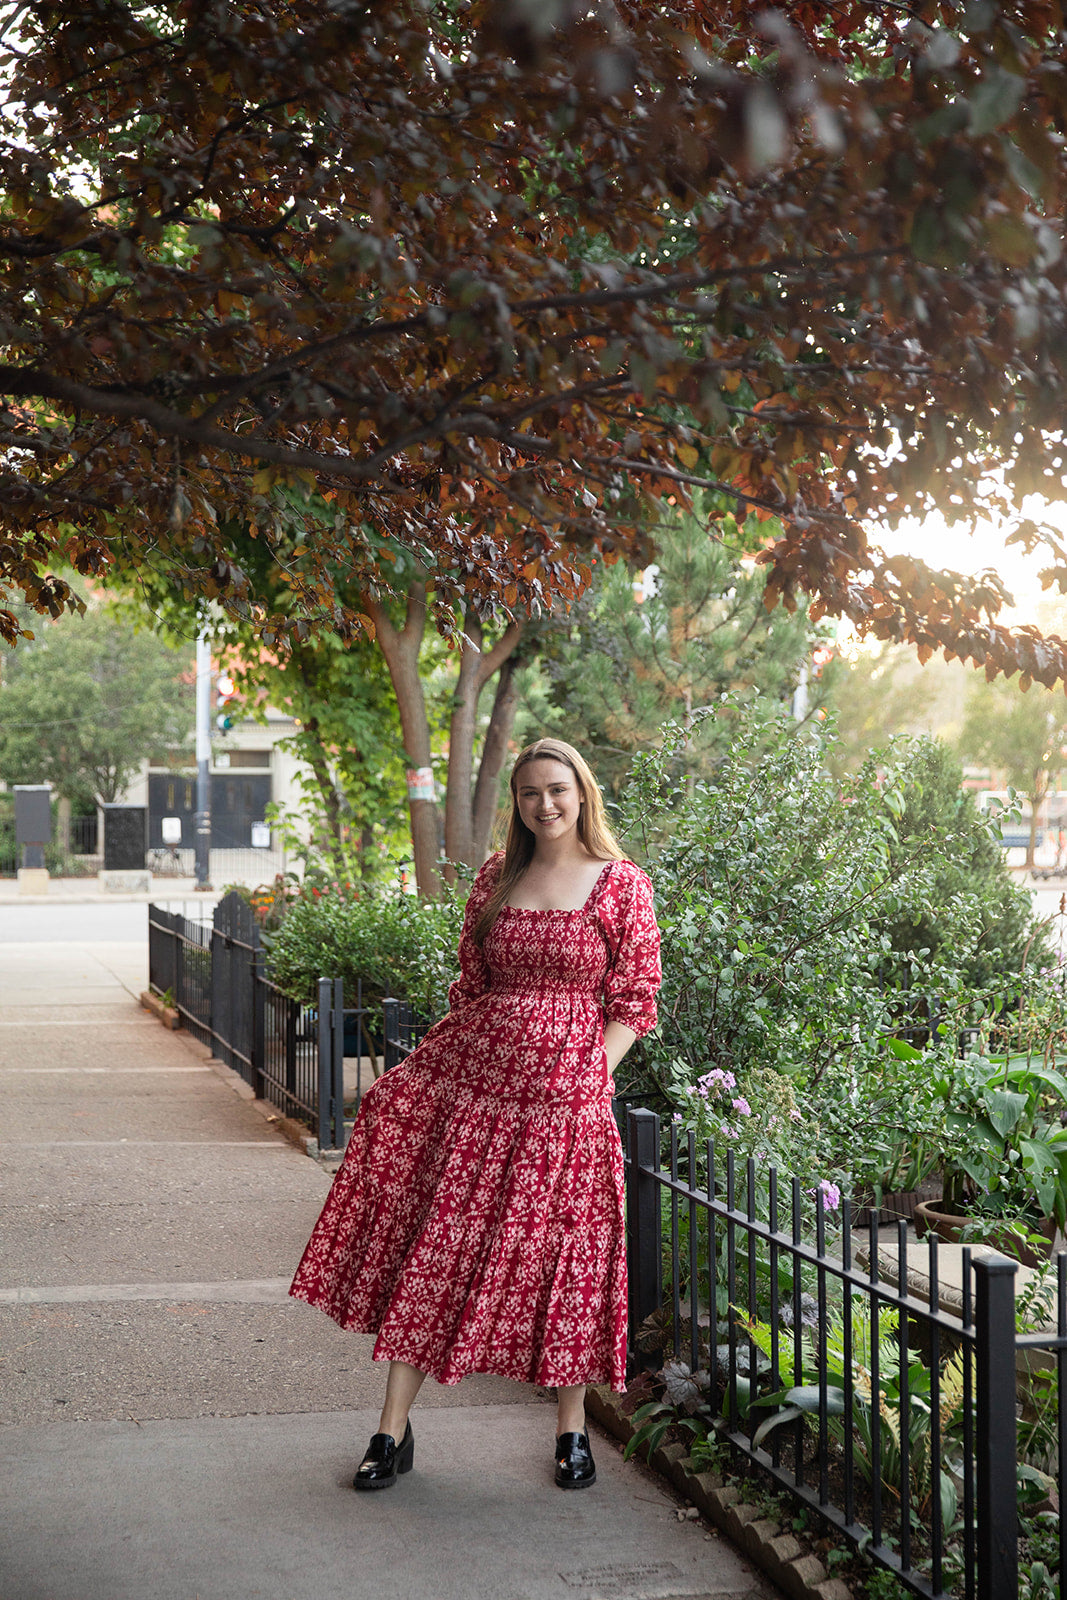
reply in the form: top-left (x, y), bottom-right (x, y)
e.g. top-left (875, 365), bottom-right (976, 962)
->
top-left (289, 737), bottom-right (661, 1491)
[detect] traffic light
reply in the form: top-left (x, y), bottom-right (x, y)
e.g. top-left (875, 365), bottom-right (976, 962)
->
top-left (216, 671), bottom-right (237, 732)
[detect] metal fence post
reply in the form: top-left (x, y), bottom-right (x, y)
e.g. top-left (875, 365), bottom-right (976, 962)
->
top-left (252, 952), bottom-right (266, 1099)
top-left (172, 912), bottom-right (183, 1020)
top-left (331, 977), bottom-right (345, 1150)
top-left (974, 1253), bottom-right (1019, 1600)
top-left (626, 1108), bottom-right (662, 1367)
top-left (383, 997), bottom-right (398, 1072)
top-left (316, 976), bottom-right (331, 1153)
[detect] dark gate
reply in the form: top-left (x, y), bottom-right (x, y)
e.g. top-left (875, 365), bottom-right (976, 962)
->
top-left (211, 889), bottom-right (259, 1079)
top-left (148, 899), bottom-right (346, 1152)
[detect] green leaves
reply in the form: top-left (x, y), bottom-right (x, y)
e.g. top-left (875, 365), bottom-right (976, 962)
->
top-left (266, 880), bottom-right (465, 1025)
top-left (0, 592), bottom-right (194, 803)
top-left (752, 1385), bottom-right (846, 1448)
top-left (966, 65), bottom-right (1026, 138)
top-left (985, 1088), bottom-right (1029, 1139)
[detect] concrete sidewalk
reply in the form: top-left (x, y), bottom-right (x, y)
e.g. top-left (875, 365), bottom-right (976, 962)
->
top-left (0, 905), bottom-right (780, 1600)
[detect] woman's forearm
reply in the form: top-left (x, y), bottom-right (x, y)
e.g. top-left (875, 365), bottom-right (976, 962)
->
top-left (604, 1020), bottom-right (637, 1074)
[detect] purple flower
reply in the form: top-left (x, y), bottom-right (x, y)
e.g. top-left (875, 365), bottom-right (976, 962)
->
top-left (817, 1179), bottom-right (842, 1213)
top-left (731, 1097), bottom-right (752, 1117)
top-left (696, 1068), bottom-right (737, 1096)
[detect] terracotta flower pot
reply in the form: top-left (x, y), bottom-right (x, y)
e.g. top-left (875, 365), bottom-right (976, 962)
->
top-left (914, 1197), bottom-right (1056, 1270)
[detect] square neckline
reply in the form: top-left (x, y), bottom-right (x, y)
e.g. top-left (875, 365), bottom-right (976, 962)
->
top-left (500, 858), bottom-right (616, 917)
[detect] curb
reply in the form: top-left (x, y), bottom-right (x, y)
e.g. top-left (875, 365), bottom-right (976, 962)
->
top-left (586, 1386), bottom-right (854, 1600)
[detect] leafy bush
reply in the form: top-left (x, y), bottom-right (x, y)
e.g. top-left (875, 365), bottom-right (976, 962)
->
top-left (613, 704), bottom-right (1050, 1194)
top-left (878, 738), bottom-right (1048, 992)
top-left (263, 879), bottom-right (464, 1029)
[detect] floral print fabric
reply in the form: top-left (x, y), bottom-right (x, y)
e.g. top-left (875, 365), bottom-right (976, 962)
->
top-left (288, 855), bottom-right (661, 1391)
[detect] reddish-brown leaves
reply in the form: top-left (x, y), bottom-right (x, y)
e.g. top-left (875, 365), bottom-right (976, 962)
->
top-left (0, 0), bottom-right (1066, 672)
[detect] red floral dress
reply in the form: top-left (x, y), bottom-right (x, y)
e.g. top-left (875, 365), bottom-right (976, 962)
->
top-left (288, 854), bottom-right (661, 1392)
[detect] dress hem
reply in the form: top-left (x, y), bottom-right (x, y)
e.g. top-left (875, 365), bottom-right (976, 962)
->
top-left (288, 1285), bottom-right (626, 1392)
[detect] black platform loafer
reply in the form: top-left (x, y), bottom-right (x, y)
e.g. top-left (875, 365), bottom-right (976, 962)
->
top-left (353, 1420), bottom-right (415, 1490)
top-left (554, 1430), bottom-right (596, 1489)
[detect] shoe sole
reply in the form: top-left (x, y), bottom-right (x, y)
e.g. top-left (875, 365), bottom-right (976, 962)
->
top-left (353, 1453), bottom-right (414, 1491)
top-left (555, 1471), bottom-right (596, 1489)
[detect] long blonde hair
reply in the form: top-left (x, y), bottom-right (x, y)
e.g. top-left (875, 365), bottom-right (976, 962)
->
top-left (472, 738), bottom-right (624, 945)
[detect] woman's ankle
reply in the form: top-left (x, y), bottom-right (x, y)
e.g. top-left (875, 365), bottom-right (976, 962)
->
top-left (377, 1411), bottom-right (409, 1440)
top-left (556, 1382), bottom-right (587, 1436)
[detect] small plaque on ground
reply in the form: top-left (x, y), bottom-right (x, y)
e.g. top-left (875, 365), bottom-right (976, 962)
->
top-left (560, 1562), bottom-right (685, 1591)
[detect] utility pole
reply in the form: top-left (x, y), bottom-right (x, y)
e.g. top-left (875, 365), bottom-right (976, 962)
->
top-left (194, 632), bottom-right (212, 890)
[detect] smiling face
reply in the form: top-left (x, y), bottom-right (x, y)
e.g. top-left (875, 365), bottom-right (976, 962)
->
top-left (513, 758), bottom-right (585, 848)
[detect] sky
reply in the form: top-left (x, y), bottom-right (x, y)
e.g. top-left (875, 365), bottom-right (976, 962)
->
top-left (870, 498), bottom-right (1067, 634)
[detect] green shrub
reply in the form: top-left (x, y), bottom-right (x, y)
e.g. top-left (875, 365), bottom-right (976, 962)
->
top-left (879, 737), bottom-right (1047, 991)
top-left (263, 879), bottom-right (465, 1030)
top-left (613, 703), bottom-right (1050, 1194)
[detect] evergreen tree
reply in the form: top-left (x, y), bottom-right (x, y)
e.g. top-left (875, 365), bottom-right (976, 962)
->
top-left (519, 506), bottom-right (829, 794)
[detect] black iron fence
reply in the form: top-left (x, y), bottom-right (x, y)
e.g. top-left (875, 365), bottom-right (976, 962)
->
top-left (382, 997), bottom-right (431, 1070)
top-left (144, 908), bottom-right (1062, 1599)
top-left (624, 1107), bottom-right (1062, 1600)
top-left (148, 892), bottom-right (356, 1150)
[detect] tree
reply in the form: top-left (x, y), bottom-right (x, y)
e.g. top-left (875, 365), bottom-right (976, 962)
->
top-left (227, 628), bottom-right (412, 882)
top-left (4, 1), bottom-right (1067, 696)
top-left (363, 578), bottom-right (526, 891)
top-left (124, 502), bottom-right (524, 892)
top-left (881, 737), bottom-right (1040, 990)
top-left (822, 645), bottom-right (952, 777)
top-left (959, 675), bottom-right (1067, 865)
top-left (0, 600), bottom-right (194, 803)
top-left (519, 500), bottom-right (829, 793)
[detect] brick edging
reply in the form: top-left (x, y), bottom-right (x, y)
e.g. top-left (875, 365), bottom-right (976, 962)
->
top-left (585, 1385), bottom-right (854, 1600)
top-left (139, 988), bottom-right (180, 1029)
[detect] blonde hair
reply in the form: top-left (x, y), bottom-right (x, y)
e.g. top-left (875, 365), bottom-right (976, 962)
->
top-left (472, 738), bottom-right (624, 945)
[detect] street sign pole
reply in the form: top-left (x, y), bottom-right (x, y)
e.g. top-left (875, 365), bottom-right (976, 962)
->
top-left (194, 632), bottom-right (212, 890)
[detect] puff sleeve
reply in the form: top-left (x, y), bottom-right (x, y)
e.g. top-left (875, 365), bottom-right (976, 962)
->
top-left (601, 862), bottom-right (661, 1037)
top-left (446, 853), bottom-right (502, 1013)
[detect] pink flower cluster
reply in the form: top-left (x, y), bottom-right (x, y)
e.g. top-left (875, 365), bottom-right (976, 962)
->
top-left (691, 1067), bottom-right (737, 1099)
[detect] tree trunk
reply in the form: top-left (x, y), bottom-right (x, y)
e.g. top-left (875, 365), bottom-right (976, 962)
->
top-left (365, 591), bottom-right (524, 893)
top-left (363, 586), bottom-right (441, 897)
top-left (443, 617), bottom-right (525, 877)
top-left (443, 610), bottom-right (484, 869)
top-left (56, 795), bottom-right (71, 856)
top-left (1028, 771), bottom-right (1050, 870)
top-left (300, 713), bottom-right (345, 868)
top-left (472, 654), bottom-right (521, 862)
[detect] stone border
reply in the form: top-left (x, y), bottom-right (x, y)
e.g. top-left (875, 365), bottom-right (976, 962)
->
top-left (139, 988), bottom-right (180, 1030)
top-left (586, 1385), bottom-right (854, 1600)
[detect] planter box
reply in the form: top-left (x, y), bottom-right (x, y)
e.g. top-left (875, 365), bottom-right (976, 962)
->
top-left (915, 1196), bottom-right (1056, 1270)
top-left (140, 989), bottom-right (180, 1030)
